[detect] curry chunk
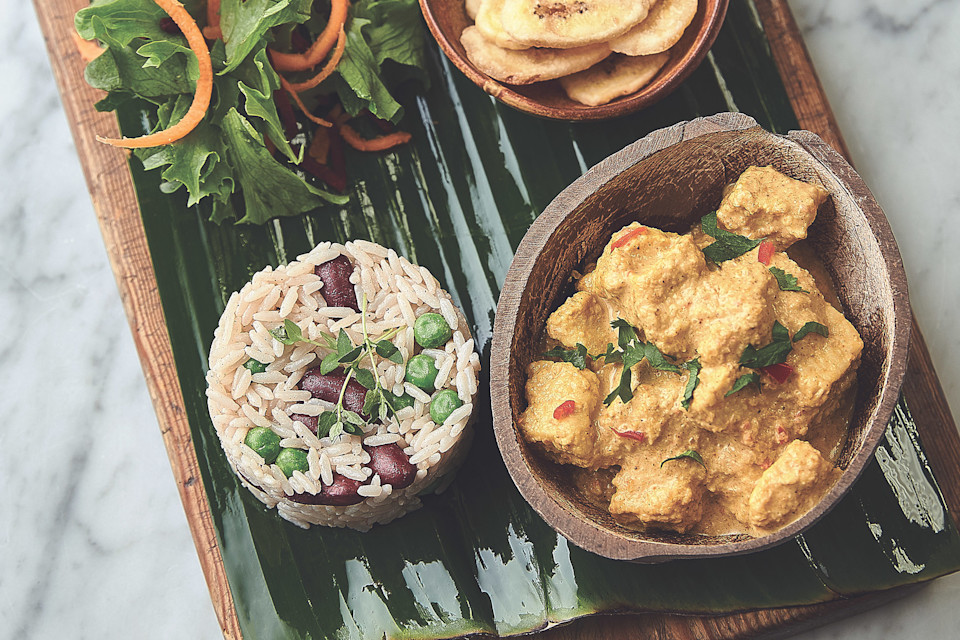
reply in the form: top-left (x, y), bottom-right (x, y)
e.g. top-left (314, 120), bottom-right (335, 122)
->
top-left (518, 361), bottom-right (604, 468)
top-left (717, 166), bottom-right (829, 250)
top-left (546, 291), bottom-right (617, 355)
top-left (596, 363), bottom-right (684, 444)
top-left (747, 440), bottom-right (838, 529)
top-left (610, 457), bottom-right (707, 533)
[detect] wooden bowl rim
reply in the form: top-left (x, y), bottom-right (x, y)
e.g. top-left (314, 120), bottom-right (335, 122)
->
top-left (490, 112), bottom-right (911, 562)
top-left (418, 0), bottom-right (730, 121)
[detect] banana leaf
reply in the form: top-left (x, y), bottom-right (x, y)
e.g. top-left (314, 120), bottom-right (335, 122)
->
top-left (116, 2), bottom-right (960, 638)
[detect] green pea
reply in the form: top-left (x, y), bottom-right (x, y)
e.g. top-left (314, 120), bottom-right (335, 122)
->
top-left (405, 354), bottom-right (439, 391)
top-left (276, 448), bottom-right (309, 478)
top-left (388, 392), bottom-right (416, 412)
top-left (430, 389), bottom-right (463, 425)
top-left (244, 427), bottom-right (280, 464)
top-left (243, 359), bottom-right (267, 374)
top-left (414, 312), bottom-right (453, 348)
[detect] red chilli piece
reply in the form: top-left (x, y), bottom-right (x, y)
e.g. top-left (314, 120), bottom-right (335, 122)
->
top-left (553, 400), bottom-right (576, 420)
top-left (611, 226), bottom-right (647, 249)
top-left (762, 362), bottom-right (794, 384)
top-left (613, 429), bottom-right (647, 443)
top-left (757, 241), bottom-right (775, 265)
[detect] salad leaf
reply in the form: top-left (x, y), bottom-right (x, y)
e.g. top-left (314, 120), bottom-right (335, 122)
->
top-left (220, 108), bottom-right (347, 224)
top-left (83, 22), bottom-right (195, 99)
top-left (134, 95), bottom-right (234, 207)
top-left (334, 14), bottom-right (404, 123)
top-left (219, 0), bottom-right (312, 73)
top-left (353, 0), bottom-right (428, 84)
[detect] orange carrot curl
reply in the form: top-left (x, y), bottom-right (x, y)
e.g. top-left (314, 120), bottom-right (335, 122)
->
top-left (270, 0), bottom-right (349, 72)
top-left (73, 32), bottom-right (104, 62)
top-left (279, 76), bottom-right (334, 127)
top-left (282, 28), bottom-right (346, 92)
top-left (97, 0), bottom-right (212, 148)
top-left (202, 0), bottom-right (222, 40)
top-left (339, 124), bottom-right (412, 152)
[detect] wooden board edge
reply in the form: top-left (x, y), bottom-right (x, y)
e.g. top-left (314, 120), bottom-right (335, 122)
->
top-left (31, 1), bottom-right (243, 638)
top-left (754, 0), bottom-right (960, 517)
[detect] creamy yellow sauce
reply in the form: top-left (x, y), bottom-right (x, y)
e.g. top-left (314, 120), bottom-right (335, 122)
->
top-left (518, 166), bottom-right (863, 536)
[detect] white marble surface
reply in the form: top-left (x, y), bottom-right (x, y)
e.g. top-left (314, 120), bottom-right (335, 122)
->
top-left (3, 1), bottom-right (958, 638)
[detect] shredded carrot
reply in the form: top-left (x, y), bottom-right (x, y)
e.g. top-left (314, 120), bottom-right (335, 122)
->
top-left (280, 77), bottom-right (333, 127)
top-left (339, 123), bottom-right (412, 152)
top-left (308, 128), bottom-right (331, 164)
top-left (97, 0), bottom-right (212, 148)
top-left (73, 32), bottom-right (104, 62)
top-left (202, 0), bottom-right (222, 40)
top-left (327, 104), bottom-right (349, 125)
top-left (270, 0), bottom-right (350, 72)
top-left (281, 28), bottom-right (346, 92)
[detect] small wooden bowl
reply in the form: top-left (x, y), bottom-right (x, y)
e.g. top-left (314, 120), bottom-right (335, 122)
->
top-left (491, 112), bottom-right (910, 561)
top-left (419, 0), bottom-right (729, 121)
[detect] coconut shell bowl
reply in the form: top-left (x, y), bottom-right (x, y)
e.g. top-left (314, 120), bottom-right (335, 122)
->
top-left (490, 112), bottom-right (910, 562)
top-left (419, 0), bottom-right (729, 121)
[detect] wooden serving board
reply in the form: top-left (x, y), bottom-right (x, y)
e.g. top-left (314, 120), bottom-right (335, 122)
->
top-left (33, 1), bottom-right (960, 638)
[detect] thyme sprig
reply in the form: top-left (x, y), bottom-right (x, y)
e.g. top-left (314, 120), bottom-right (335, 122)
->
top-left (270, 294), bottom-right (404, 438)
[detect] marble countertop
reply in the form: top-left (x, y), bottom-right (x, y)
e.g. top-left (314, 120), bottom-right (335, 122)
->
top-left (4, 1), bottom-right (958, 637)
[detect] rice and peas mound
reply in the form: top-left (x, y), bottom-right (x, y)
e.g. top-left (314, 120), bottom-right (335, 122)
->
top-left (205, 241), bottom-right (481, 530)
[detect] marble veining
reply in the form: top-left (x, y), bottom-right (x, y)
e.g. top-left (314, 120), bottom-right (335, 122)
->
top-left (1, 0), bottom-right (957, 638)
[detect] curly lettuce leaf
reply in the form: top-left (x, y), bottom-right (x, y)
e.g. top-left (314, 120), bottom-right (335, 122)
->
top-left (220, 109), bottom-right (347, 224)
top-left (133, 95), bottom-right (234, 208)
top-left (219, 0), bottom-right (312, 73)
top-left (82, 16), bottom-right (195, 99)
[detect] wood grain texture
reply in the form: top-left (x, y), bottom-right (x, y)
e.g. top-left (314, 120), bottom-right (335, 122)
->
top-left (419, 0), bottom-right (728, 120)
top-left (491, 112), bottom-right (910, 561)
top-left (31, 1), bottom-right (242, 638)
top-left (32, 0), bottom-right (959, 639)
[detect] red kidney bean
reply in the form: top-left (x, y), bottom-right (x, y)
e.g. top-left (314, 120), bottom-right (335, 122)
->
top-left (316, 255), bottom-right (359, 311)
top-left (289, 413), bottom-right (318, 435)
top-left (288, 474), bottom-right (364, 506)
top-left (366, 443), bottom-right (416, 489)
top-left (300, 368), bottom-right (368, 418)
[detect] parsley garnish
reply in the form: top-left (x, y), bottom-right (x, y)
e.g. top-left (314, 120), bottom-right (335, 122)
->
top-left (793, 321), bottom-right (829, 342)
top-left (726, 372), bottom-right (761, 397)
top-left (769, 266), bottom-right (808, 293)
top-left (700, 212), bottom-right (762, 263)
top-left (680, 357), bottom-right (701, 410)
top-left (661, 450), bottom-right (706, 469)
top-left (542, 343), bottom-right (590, 370)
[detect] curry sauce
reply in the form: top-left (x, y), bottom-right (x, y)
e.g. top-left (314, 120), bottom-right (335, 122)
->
top-left (518, 166), bottom-right (862, 536)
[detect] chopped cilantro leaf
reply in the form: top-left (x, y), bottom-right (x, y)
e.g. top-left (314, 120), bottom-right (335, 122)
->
top-left (769, 266), bottom-right (808, 292)
top-left (793, 321), bottom-right (829, 342)
top-left (542, 343), bottom-right (590, 370)
top-left (680, 357), bottom-right (701, 410)
top-left (661, 450), bottom-right (706, 469)
top-left (700, 212), bottom-right (762, 263)
top-left (726, 372), bottom-right (761, 396)
top-left (739, 321), bottom-right (793, 369)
